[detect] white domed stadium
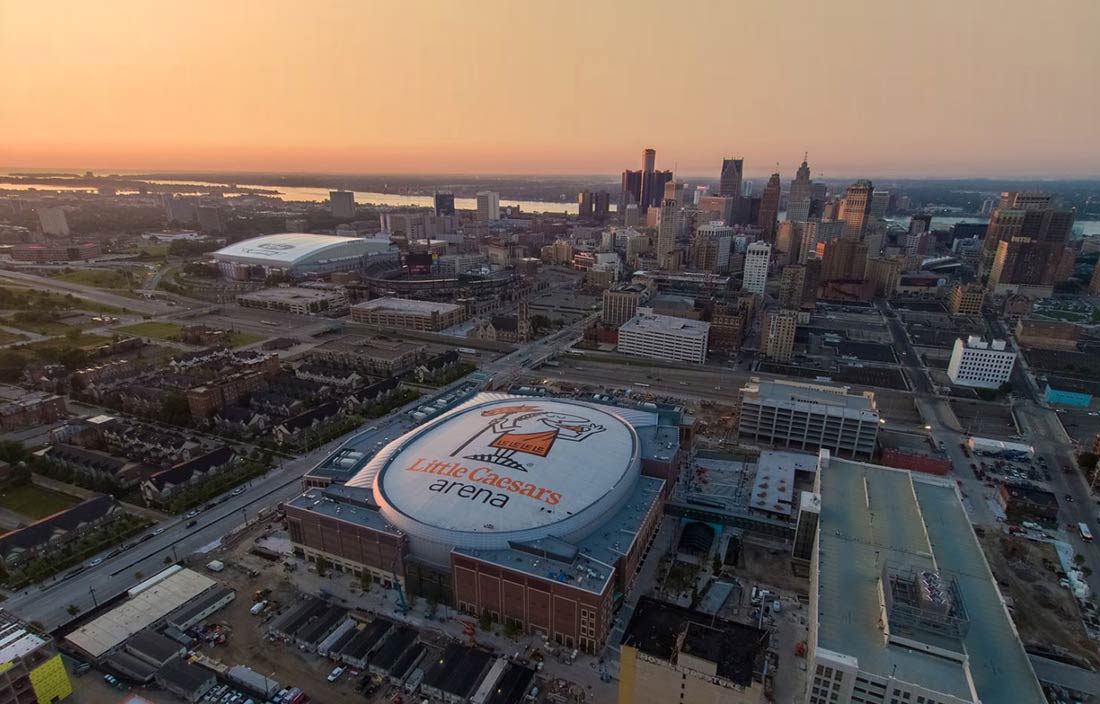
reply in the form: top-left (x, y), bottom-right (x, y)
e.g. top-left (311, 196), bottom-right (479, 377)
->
top-left (212, 233), bottom-right (393, 279)
top-left (285, 392), bottom-right (682, 653)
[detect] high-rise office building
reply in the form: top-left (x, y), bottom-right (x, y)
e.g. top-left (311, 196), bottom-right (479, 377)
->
top-left (948, 336), bottom-right (1016, 388)
top-left (1090, 258), bottom-right (1100, 296)
top-left (839, 180), bottom-right (874, 240)
top-left (719, 158), bottom-right (744, 198)
top-left (777, 265), bottom-right (806, 309)
top-left (980, 191), bottom-right (1074, 268)
top-left (799, 220), bottom-right (844, 263)
top-left (330, 190), bottom-right (356, 218)
top-left (578, 191), bottom-right (594, 219)
top-left (760, 309), bottom-right (798, 362)
top-left (697, 195), bottom-right (735, 226)
top-left (869, 190), bottom-right (891, 218)
top-left (36, 206), bottom-right (70, 236)
top-left (787, 154), bottom-right (814, 222)
top-left (433, 192), bottom-right (456, 216)
top-left (742, 241), bottom-right (771, 295)
top-left (820, 238), bottom-right (868, 282)
top-left (476, 191), bottom-right (500, 221)
top-left (691, 222), bottom-right (733, 272)
top-left (656, 193), bottom-right (681, 271)
top-left (987, 239), bottom-right (1058, 297)
top-left (602, 282), bottom-right (648, 326)
top-left (163, 194), bottom-right (198, 224)
top-left (950, 282), bottom-right (986, 315)
top-left (593, 191), bottom-right (611, 221)
top-left (621, 169), bottom-right (643, 208)
top-left (628, 148), bottom-right (672, 214)
top-left (864, 256), bottom-right (901, 297)
top-left (757, 173), bottom-right (781, 241)
top-left (775, 221), bottom-right (803, 265)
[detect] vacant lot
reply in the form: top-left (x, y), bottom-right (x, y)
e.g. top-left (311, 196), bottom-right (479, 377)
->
top-left (0, 483), bottom-right (78, 520)
top-left (53, 269), bottom-right (135, 290)
top-left (979, 532), bottom-right (1100, 669)
top-left (118, 321), bottom-right (184, 340)
top-left (950, 399), bottom-right (1017, 438)
top-left (227, 330), bottom-right (266, 347)
top-left (1025, 349), bottom-right (1100, 379)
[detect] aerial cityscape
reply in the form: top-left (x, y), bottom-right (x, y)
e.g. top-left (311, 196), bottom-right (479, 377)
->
top-left (2, 2), bottom-right (1100, 704)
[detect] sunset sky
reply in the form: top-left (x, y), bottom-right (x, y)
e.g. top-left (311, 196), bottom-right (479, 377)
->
top-left (2, 0), bottom-right (1098, 177)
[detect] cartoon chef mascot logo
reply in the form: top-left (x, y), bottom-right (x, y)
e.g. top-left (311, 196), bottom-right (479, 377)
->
top-left (451, 404), bottom-right (605, 471)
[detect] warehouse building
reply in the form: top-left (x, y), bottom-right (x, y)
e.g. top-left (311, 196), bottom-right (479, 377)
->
top-left (802, 451), bottom-right (1044, 704)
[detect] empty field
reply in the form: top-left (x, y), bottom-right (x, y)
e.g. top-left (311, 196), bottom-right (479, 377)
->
top-left (0, 483), bottom-right (78, 520)
top-left (117, 321), bottom-right (184, 340)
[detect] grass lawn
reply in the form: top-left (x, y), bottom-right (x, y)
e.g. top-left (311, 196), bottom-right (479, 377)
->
top-left (0, 483), bottom-right (78, 520)
top-left (25, 333), bottom-right (111, 352)
top-left (0, 329), bottom-right (26, 345)
top-left (226, 330), bottom-right (266, 347)
top-left (117, 321), bottom-right (184, 340)
top-left (53, 269), bottom-right (134, 289)
top-left (0, 286), bottom-right (127, 315)
top-left (1, 316), bottom-right (80, 337)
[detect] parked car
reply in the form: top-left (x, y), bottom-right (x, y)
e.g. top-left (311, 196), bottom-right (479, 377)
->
top-left (185, 519), bottom-right (198, 528)
top-left (327, 666), bottom-right (346, 682)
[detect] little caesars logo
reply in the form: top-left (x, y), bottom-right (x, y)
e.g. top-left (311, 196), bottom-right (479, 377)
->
top-left (402, 405), bottom-right (606, 510)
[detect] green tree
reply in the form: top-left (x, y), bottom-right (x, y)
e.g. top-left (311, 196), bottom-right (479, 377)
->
top-left (360, 572), bottom-right (373, 592)
top-left (161, 393), bottom-right (191, 426)
top-left (315, 556), bottom-right (330, 577)
top-left (479, 608), bottom-right (493, 631)
top-left (1078, 452), bottom-right (1099, 474)
top-left (66, 604), bottom-right (80, 616)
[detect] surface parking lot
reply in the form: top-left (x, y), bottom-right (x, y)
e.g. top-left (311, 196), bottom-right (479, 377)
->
top-left (950, 399), bottom-right (1018, 439)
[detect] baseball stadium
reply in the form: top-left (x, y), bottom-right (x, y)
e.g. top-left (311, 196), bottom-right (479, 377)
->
top-left (285, 394), bottom-right (684, 652)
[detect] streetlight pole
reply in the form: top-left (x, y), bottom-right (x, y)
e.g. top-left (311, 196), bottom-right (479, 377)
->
top-left (89, 586), bottom-right (98, 608)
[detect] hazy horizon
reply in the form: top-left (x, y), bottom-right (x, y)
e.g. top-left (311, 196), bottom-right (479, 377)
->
top-left (3, 0), bottom-right (1099, 177)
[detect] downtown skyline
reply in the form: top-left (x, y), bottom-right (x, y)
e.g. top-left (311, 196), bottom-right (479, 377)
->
top-left (2, 0), bottom-right (1099, 178)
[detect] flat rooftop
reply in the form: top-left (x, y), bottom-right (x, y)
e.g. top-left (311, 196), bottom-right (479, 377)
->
top-left (619, 313), bottom-right (710, 338)
top-left (743, 379), bottom-right (877, 417)
top-left (815, 454), bottom-right (1044, 703)
top-left (352, 297), bottom-right (462, 315)
top-left (621, 595), bottom-right (768, 688)
top-left (66, 568), bottom-right (216, 658)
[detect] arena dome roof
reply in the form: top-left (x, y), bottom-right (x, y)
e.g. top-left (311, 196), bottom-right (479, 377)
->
top-left (347, 396), bottom-right (644, 558)
top-left (212, 233), bottom-right (391, 268)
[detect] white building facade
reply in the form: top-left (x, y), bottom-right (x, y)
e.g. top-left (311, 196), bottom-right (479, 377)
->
top-left (617, 312), bottom-right (709, 364)
top-left (742, 241), bottom-right (771, 295)
top-left (947, 336), bottom-right (1016, 388)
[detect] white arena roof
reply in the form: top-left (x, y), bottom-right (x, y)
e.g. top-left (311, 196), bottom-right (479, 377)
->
top-left (347, 396), bottom-right (645, 560)
top-left (212, 233), bottom-right (391, 268)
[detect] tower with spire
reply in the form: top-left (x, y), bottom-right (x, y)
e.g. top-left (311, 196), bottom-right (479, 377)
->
top-left (788, 153), bottom-right (815, 222)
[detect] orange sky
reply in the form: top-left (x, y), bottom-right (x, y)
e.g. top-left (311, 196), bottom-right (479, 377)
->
top-left (2, 0), bottom-right (1098, 177)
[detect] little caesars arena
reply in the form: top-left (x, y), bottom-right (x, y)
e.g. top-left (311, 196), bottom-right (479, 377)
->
top-left (285, 394), bottom-right (680, 652)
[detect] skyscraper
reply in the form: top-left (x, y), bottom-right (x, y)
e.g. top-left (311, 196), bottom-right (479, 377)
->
top-left (980, 191), bottom-right (1074, 270)
top-left (593, 191), bottom-right (610, 221)
top-left (777, 265), bottom-right (806, 309)
top-left (787, 154), bottom-right (814, 222)
top-left (760, 309), bottom-right (797, 362)
top-left (578, 191), bottom-right (594, 219)
top-left (621, 169), bottom-right (642, 208)
top-left (434, 192), bottom-right (455, 216)
top-left (691, 222), bottom-right (733, 272)
top-left (743, 241), bottom-right (771, 295)
top-left (330, 190), bottom-right (356, 218)
top-left (719, 158), bottom-right (744, 198)
top-left (656, 189), bottom-right (681, 271)
top-left (757, 173), bottom-right (781, 241)
top-left (476, 191), bottom-right (500, 221)
top-left (839, 180), bottom-right (874, 240)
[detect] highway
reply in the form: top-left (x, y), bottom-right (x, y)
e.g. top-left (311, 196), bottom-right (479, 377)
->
top-left (5, 388), bottom-right (434, 631)
top-left (0, 268), bottom-right (171, 316)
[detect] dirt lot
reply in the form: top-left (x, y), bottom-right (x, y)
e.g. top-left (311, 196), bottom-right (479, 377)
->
top-left (186, 527), bottom-right (369, 702)
top-left (733, 538), bottom-right (810, 598)
top-left (950, 399), bottom-right (1018, 438)
top-left (979, 532), bottom-right (1100, 669)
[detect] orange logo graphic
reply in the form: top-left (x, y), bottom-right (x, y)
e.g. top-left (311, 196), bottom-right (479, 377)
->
top-left (450, 406), bottom-right (605, 471)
